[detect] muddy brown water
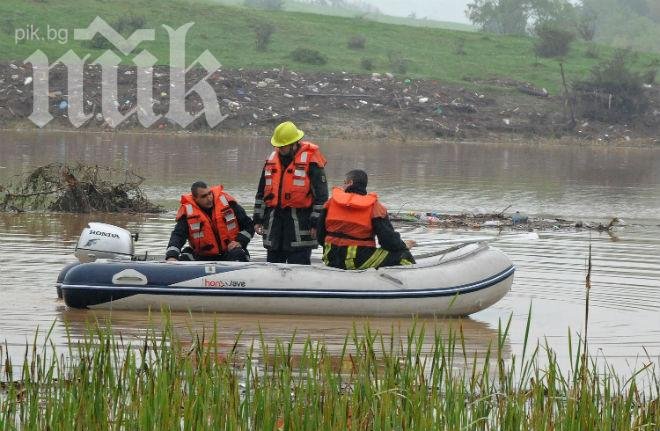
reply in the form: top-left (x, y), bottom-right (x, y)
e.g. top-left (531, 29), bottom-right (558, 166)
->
top-left (0, 131), bottom-right (659, 376)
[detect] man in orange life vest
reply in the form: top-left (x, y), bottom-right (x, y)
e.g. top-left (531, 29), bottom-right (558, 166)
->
top-left (253, 121), bottom-right (329, 265)
top-left (317, 170), bottom-right (416, 270)
top-left (166, 181), bottom-right (254, 261)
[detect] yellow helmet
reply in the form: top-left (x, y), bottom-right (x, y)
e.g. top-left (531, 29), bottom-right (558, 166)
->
top-left (271, 121), bottom-right (304, 147)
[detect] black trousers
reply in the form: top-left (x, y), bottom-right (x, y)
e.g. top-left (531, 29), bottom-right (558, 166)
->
top-left (322, 244), bottom-right (415, 270)
top-left (267, 248), bottom-right (312, 265)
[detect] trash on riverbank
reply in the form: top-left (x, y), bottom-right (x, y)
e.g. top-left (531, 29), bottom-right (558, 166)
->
top-left (0, 163), bottom-right (163, 213)
top-left (1, 62), bottom-right (657, 142)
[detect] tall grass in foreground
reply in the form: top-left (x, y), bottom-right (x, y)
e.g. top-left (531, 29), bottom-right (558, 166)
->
top-left (0, 316), bottom-right (658, 430)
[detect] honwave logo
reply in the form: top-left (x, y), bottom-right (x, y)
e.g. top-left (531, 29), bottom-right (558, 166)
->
top-left (89, 230), bottom-right (120, 238)
top-left (203, 278), bottom-right (246, 288)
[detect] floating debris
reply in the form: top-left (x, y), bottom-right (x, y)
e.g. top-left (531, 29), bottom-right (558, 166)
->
top-left (390, 211), bottom-right (621, 232)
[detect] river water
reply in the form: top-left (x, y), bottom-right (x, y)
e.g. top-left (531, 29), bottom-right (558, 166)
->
top-left (0, 131), bottom-right (658, 376)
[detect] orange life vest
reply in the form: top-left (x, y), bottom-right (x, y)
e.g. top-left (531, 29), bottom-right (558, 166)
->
top-left (263, 141), bottom-right (327, 208)
top-left (324, 188), bottom-right (378, 247)
top-left (176, 185), bottom-right (240, 256)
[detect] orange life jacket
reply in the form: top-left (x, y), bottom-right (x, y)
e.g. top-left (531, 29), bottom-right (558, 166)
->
top-left (263, 141), bottom-right (327, 208)
top-left (176, 185), bottom-right (240, 256)
top-left (324, 188), bottom-right (378, 247)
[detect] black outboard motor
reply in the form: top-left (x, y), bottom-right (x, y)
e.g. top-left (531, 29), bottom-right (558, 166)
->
top-left (56, 222), bottom-right (135, 299)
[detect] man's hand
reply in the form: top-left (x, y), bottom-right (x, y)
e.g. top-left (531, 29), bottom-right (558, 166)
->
top-left (227, 241), bottom-right (241, 250)
top-left (166, 257), bottom-right (178, 262)
top-left (254, 224), bottom-right (263, 236)
top-left (310, 227), bottom-right (317, 239)
top-left (404, 240), bottom-right (417, 249)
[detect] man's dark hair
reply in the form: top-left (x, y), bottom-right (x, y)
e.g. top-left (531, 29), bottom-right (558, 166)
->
top-left (191, 181), bottom-right (208, 196)
top-left (346, 169), bottom-right (368, 188)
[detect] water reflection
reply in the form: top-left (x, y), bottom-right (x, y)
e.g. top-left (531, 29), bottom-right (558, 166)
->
top-left (0, 212), bottom-right (151, 242)
top-left (56, 308), bottom-right (508, 371)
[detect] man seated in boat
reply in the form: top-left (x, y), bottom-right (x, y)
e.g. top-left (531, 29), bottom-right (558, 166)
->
top-left (166, 181), bottom-right (254, 262)
top-left (317, 170), bottom-right (416, 270)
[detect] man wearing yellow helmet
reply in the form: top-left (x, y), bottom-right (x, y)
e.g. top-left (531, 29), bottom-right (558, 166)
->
top-left (253, 121), bottom-right (329, 264)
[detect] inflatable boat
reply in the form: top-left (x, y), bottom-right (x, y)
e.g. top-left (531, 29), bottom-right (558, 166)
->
top-left (57, 223), bottom-right (515, 316)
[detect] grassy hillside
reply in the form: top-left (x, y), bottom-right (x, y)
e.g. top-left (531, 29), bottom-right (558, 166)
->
top-left (0, 0), bottom-right (658, 93)
top-left (199, 0), bottom-right (476, 31)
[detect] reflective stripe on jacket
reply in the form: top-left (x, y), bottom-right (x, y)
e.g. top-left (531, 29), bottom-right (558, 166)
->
top-left (263, 142), bottom-right (327, 209)
top-left (324, 188), bottom-right (378, 248)
top-left (176, 185), bottom-right (240, 256)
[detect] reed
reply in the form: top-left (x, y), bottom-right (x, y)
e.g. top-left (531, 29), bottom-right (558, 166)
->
top-left (0, 312), bottom-right (657, 430)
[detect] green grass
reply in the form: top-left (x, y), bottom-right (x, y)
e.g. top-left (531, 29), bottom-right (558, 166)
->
top-left (0, 0), bottom-right (658, 94)
top-left (0, 314), bottom-right (658, 429)
top-left (198, 0), bottom-right (476, 31)
top-left (276, 1), bottom-right (477, 31)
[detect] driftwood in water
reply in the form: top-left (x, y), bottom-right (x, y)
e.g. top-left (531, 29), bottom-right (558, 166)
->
top-left (0, 163), bottom-right (163, 213)
top-left (390, 211), bottom-right (621, 232)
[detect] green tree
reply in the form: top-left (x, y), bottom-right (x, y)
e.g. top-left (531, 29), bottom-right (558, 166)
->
top-left (582, 0), bottom-right (660, 53)
top-left (576, 2), bottom-right (597, 41)
top-left (534, 22), bottom-right (574, 58)
top-left (625, 0), bottom-right (649, 16)
top-left (645, 0), bottom-right (660, 22)
top-left (244, 0), bottom-right (283, 10)
top-left (532, 0), bottom-right (577, 29)
top-left (466, 0), bottom-right (577, 35)
top-left (466, 0), bottom-right (534, 35)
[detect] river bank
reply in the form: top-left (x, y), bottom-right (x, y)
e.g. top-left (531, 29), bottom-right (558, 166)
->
top-left (1, 62), bottom-right (659, 144)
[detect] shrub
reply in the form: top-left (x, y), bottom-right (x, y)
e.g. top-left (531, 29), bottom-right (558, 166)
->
top-left (642, 69), bottom-right (656, 85)
top-left (573, 51), bottom-right (649, 122)
top-left (254, 22), bottom-right (275, 51)
top-left (584, 44), bottom-right (599, 59)
top-left (347, 35), bottom-right (366, 50)
top-left (360, 58), bottom-right (375, 71)
top-left (1, 18), bottom-right (13, 35)
top-left (114, 15), bottom-right (146, 34)
top-left (244, 0), bottom-right (283, 10)
top-left (576, 7), bottom-right (597, 41)
top-left (388, 51), bottom-right (410, 74)
top-left (455, 38), bottom-right (467, 55)
top-left (86, 33), bottom-right (113, 50)
top-left (534, 23), bottom-right (574, 58)
top-left (290, 48), bottom-right (327, 65)
top-left (84, 15), bottom-right (146, 50)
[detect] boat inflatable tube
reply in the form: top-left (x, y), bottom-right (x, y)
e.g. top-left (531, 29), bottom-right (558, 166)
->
top-left (59, 237), bottom-right (514, 316)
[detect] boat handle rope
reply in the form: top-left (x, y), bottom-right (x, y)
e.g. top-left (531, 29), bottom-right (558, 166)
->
top-left (379, 273), bottom-right (404, 285)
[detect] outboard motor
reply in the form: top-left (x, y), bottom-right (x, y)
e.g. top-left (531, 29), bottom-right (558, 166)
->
top-left (56, 223), bottom-right (135, 299)
top-left (74, 222), bottom-right (135, 263)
